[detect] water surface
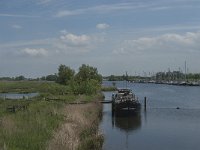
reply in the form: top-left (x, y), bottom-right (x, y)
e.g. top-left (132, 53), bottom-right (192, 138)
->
top-left (100, 81), bottom-right (200, 150)
top-left (0, 93), bottom-right (38, 99)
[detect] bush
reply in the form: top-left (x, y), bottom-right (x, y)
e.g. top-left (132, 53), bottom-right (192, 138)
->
top-left (70, 79), bottom-right (100, 95)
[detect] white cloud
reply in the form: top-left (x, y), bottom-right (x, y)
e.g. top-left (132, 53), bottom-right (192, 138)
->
top-left (0, 38), bottom-right (56, 50)
top-left (55, 10), bottom-right (83, 17)
top-left (37, 0), bottom-right (52, 5)
top-left (114, 31), bottom-right (200, 55)
top-left (54, 0), bottom-right (200, 18)
top-left (96, 23), bottom-right (110, 30)
top-left (141, 25), bottom-right (200, 33)
top-left (55, 3), bottom-right (149, 17)
top-left (0, 13), bottom-right (40, 18)
top-left (150, 6), bottom-right (172, 11)
top-left (0, 31), bottom-right (105, 58)
top-left (12, 25), bottom-right (22, 29)
top-left (20, 48), bottom-right (48, 57)
top-left (60, 33), bottom-right (91, 46)
top-left (53, 33), bottom-right (100, 54)
top-left (60, 29), bottom-right (68, 34)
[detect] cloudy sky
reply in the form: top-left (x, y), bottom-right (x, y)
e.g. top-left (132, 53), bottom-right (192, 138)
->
top-left (1, 0), bottom-right (200, 77)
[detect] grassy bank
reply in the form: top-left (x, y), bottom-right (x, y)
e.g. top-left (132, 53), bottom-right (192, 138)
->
top-left (0, 81), bottom-right (103, 150)
top-left (0, 81), bottom-right (70, 94)
top-left (0, 98), bottom-right (64, 150)
top-left (101, 86), bottom-right (117, 91)
top-left (48, 94), bottom-right (103, 150)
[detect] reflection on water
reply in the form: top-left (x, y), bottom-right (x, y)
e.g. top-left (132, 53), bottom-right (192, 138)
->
top-left (112, 110), bottom-right (141, 132)
top-left (100, 82), bottom-right (200, 150)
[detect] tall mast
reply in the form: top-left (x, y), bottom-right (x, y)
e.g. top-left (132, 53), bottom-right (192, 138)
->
top-left (126, 71), bottom-right (128, 88)
top-left (184, 61), bottom-right (187, 82)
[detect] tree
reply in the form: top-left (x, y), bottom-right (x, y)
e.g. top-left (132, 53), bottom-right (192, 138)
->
top-left (57, 64), bottom-right (75, 85)
top-left (15, 75), bottom-right (25, 81)
top-left (73, 64), bottom-right (102, 95)
top-left (46, 74), bottom-right (57, 81)
top-left (108, 75), bottom-right (116, 81)
top-left (56, 64), bottom-right (102, 95)
top-left (75, 64), bottom-right (102, 83)
top-left (40, 76), bottom-right (46, 81)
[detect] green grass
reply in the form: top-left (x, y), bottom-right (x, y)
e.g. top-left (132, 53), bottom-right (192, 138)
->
top-left (0, 81), bottom-right (70, 94)
top-left (0, 80), bottom-right (77, 103)
top-left (0, 81), bottom-right (103, 150)
top-left (0, 99), bottom-right (65, 150)
top-left (101, 86), bottom-right (117, 91)
top-left (0, 81), bottom-right (70, 150)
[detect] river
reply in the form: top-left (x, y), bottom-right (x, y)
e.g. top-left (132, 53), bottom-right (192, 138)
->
top-left (0, 93), bottom-right (38, 99)
top-left (100, 81), bottom-right (200, 150)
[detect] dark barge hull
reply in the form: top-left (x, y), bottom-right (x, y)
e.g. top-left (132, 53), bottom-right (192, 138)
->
top-left (111, 88), bottom-right (141, 112)
top-left (112, 101), bottom-right (141, 112)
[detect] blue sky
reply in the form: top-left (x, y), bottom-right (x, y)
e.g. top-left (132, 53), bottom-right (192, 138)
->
top-left (1, 0), bottom-right (200, 77)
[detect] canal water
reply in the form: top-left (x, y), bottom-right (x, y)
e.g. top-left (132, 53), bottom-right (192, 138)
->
top-left (0, 93), bottom-right (38, 99)
top-left (100, 81), bottom-right (200, 150)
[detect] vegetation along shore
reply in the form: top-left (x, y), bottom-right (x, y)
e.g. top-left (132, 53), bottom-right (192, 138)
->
top-left (0, 64), bottom-right (104, 150)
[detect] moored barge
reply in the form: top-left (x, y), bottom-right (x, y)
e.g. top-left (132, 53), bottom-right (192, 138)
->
top-left (112, 88), bottom-right (141, 112)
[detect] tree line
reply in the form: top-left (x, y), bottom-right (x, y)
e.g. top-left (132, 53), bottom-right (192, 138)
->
top-left (0, 76), bottom-right (26, 81)
top-left (0, 64), bottom-right (102, 95)
top-left (56, 64), bottom-right (102, 95)
top-left (104, 71), bottom-right (200, 82)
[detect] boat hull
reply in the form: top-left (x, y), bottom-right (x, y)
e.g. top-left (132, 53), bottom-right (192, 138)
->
top-left (111, 88), bottom-right (141, 112)
top-left (112, 101), bottom-right (141, 111)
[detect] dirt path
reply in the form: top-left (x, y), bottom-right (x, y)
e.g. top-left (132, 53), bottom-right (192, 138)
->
top-left (47, 102), bottom-right (103, 150)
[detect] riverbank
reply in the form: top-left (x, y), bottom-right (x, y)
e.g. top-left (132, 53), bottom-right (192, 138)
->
top-left (133, 80), bottom-right (200, 86)
top-left (48, 98), bottom-right (103, 150)
top-left (101, 86), bottom-right (117, 92)
top-left (0, 81), bottom-right (103, 150)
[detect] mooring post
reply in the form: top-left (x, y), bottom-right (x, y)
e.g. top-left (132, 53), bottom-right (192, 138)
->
top-left (144, 97), bottom-right (147, 110)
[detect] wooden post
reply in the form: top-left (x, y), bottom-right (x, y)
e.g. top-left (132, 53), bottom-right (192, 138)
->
top-left (144, 97), bottom-right (147, 110)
